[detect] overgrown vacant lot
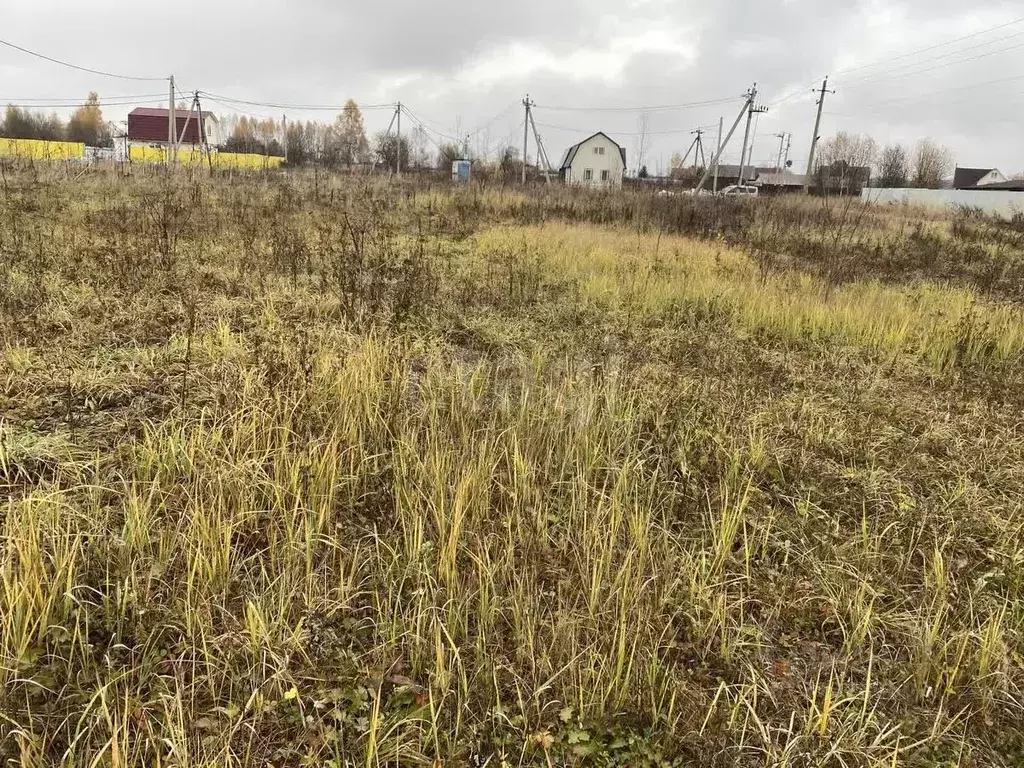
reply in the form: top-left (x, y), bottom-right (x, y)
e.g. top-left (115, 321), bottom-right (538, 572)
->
top-left (3, 166), bottom-right (1024, 766)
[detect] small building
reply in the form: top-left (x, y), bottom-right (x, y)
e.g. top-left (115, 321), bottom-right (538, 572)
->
top-left (953, 167), bottom-right (1007, 189)
top-left (814, 160), bottom-right (872, 196)
top-left (127, 107), bottom-right (220, 147)
top-left (710, 164), bottom-right (777, 189)
top-left (559, 132), bottom-right (626, 187)
top-left (451, 158), bottom-right (471, 183)
top-left (756, 171), bottom-right (807, 194)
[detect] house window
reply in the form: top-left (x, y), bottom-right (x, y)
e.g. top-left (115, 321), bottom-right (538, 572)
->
top-left (599, 147), bottom-right (606, 155)
top-left (584, 169), bottom-right (593, 181)
top-left (593, 147), bottom-right (600, 155)
top-left (601, 170), bottom-right (610, 181)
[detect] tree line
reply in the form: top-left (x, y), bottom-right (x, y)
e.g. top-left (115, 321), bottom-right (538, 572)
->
top-left (814, 132), bottom-right (955, 191)
top-left (222, 100), bottom-right (524, 175)
top-left (1, 95), bottom-right (527, 174)
top-left (2, 92), bottom-right (112, 147)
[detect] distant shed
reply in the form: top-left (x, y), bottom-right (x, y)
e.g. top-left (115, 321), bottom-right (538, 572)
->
top-left (128, 107), bottom-right (220, 146)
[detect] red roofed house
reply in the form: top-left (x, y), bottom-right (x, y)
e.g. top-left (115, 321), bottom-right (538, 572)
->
top-left (127, 107), bottom-right (221, 147)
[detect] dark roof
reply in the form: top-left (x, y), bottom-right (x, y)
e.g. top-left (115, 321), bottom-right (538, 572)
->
top-left (559, 132), bottom-right (626, 170)
top-left (711, 164), bottom-right (778, 179)
top-left (757, 172), bottom-right (806, 187)
top-left (128, 107), bottom-right (216, 144)
top-left (129, 107), bottom-right (217, 121)
top-left (953, 167), bottom-right (997, 189)
top-left (959, 179), bottom-right (1024, 191)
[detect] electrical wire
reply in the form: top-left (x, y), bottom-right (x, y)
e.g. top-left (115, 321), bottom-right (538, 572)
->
top-left (6, 99), bottom-right (165, 110)
top-left (823, 87), bottom-right (1024, 120)
top-left (532, 96), bottom-right (741, 113)
top-left (199, 91), bottom-right (394, 112)
top-left (766, 79), bottom-right (824, 108)
top-left (0, 37), bottom-right (166, 81)
top-left (533, 120), bottom-right (704, 137)
top-left (837, 36), bottom-right (1024, 88)
top-left (203, 96), bottom-right (280, 120)
top-left (841, 73), bottom-right (1024, 115)
top-left (765, 17), bottom-right (1024, 108)
top-left (470, 102), bottom-right (519, 137)
top-left (0, 92), bottom-right (166, 105)
top-left (402, 105), bottom-right (460, 142)
top-left (830, 14), bottom-right (1024, 78)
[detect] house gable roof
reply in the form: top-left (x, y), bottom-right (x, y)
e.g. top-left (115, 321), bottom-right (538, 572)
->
top-left (559, 132), bottom-right (626, 170)
top-left (757, 172), bottom-right (806, 187)
top-left (960, 179), bottom-right (1024, 191)
top-left (711, 164), bottom-right (778, 179)
top-left (953, 167), bottom-right (998, 189)
top-left (129, 106), bottom-right (217, 123)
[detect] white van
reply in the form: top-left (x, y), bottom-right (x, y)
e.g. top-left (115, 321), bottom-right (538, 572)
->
top-left (719, 185), bottom-right (759, 198)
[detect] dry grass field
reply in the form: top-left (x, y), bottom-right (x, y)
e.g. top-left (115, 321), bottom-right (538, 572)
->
top-left (2, 164), bottom-right (1024, 766)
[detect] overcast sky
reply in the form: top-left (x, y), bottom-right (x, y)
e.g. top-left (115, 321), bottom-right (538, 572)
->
top-left (3, 0), bottom-right (1023, 175)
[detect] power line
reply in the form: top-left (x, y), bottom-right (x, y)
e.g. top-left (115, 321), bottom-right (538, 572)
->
top-left (764, 16), bottom-right (1024, 109)
top-left (5, 99), bottom-right (165, 110)
top-left (399, 105), bottom-right (450, 152)
top-left (203, 96), bottom-right (280, 121)
top-left (470, 102), bottom-right (520, 137)
top-left (830, 14), bottom-right (1024, 78)
top-left (533, 120), bottom-right (703, 137)
top-left (198, 91), bottom-right (395, 112)
top-left (766, 79), bottom-right (827, 108)
top-left (532, 96), bottom-right (741, 113)
top-left (0, 37), bottom-right (166, 82)
top-left (821, 76), bottom-right (1024, 119)
top-left (0, 93), bottom-right (165, 105)
top-left (837, 35), bottom-right (1024, 87)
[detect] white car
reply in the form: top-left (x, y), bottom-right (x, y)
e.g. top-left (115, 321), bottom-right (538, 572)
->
top-left (718, 185), bottom-right (759, 198)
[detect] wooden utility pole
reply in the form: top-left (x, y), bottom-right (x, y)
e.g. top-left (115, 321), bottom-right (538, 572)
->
top-left (737, 85), bottom-right (767, 186)
top-left (804, 77), bottom-right (833, 193)
top-left (775, 132), bottom-right (787, 172)
top-left (527, 106), bottom-right (553, 183)
top-left (522, 94), bottom-right (533, 184)
top-left (690, 128), bottom-right (706, 170)
top-left (714, 116), bottom-right (723, 193)
top-left (168, 75), bottom-right (176, 166)
top-left (695, 93), bottom-right (753, 194)
top-left (396, 102), bottom-right (402, 176)
top-left (193, 91), bottom-right (214, 173)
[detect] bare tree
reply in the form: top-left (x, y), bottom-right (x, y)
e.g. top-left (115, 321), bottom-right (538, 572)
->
top-left (815, 131), bottom-right (877, 194)
top-left (633, 112), bottom-right (650, 177)
top-left (911, 138), bottom-right (953, 189)
top-left (877, 144), bottom-right (910, 188)
top-left (332, 100), bottom-right (370, 166)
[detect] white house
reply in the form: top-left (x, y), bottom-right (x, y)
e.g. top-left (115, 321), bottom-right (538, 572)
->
top-left (953, 167), bottom-right (1008, 189)
top-left (559, 132), bottom-right (626, 188)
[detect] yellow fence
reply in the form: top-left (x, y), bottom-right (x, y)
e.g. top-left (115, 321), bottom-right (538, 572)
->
top-left (129, 145), bottom-right (284, 170)
top-left (0, 137), bottom-right (283, 170)
top-left (0, 138), bottom-right (85, 160)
